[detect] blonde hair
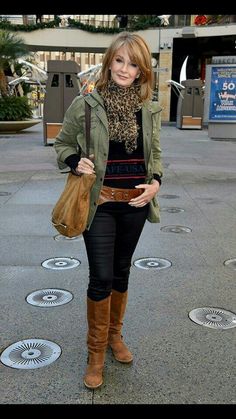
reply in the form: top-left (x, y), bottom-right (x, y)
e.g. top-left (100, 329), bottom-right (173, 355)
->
top-left (96, 32), bottom-right (154, 102)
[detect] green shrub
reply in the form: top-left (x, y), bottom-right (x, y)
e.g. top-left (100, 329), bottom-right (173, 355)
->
top-left (0, 96), bottom-right (33, 121)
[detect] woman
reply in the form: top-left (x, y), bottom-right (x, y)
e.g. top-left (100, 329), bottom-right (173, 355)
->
top-left (54, 32), bottom-right (163, 389)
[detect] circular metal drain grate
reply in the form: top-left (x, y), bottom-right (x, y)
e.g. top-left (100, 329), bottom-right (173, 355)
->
top-left (189, 307), bottom-right (236, 329)
top-left (0, 339), bottom-right (61, 369)
top-left (0, 191), bottom-right (11, 196)
top-left (161, 225), bottom-right (192, 233)
top-left (159, 194), bottom-right (180, 199)
top-left (54, 234), bottom-right (83, 242)
top-left (26, 288), bottom-right (73, 307)
top-left (41, 257), bottom-right (81, 270)
top-left (161, 207), bottom-right (185, 213)
top-left (133, 257), bottom-right (172, 270)
top-left (223, 258), bottom-right (236, 271)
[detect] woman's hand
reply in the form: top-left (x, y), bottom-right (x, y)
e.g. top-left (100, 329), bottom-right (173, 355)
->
top-left (128, 180), bottom-right (160, 207)
top-left (75, 154), bottom-right (95, 175)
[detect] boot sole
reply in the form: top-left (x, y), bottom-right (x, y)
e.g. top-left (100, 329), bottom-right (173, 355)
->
top-left (113, 354), bottom-right (133, 363)
top-left (109, 343), bottom-right (133, 363)
top-left (83, 379), bottom-right (103, 389)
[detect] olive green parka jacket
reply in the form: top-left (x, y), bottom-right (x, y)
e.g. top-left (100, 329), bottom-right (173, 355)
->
top-left (54, 89), bottom-right (163, 230)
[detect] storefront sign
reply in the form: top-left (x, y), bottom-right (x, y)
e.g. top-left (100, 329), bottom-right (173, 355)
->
top-left (209, 66), bottom-right (236, 121)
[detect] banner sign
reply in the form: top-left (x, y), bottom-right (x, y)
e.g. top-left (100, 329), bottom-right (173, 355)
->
top-left (209, 66), bottom-right (236, 121)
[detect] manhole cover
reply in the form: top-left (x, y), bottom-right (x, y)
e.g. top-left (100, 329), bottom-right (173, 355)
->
top-left (133, 257), bottom-right (172, 270)
top-left (54, 234), bottom-right (83, 242)
top-left (160, 225), bottom-right (192, 233)
top-left (0, 339), bottom-right (61, 369)
top-left (0, 192), bottom-right (11, 196)
top-left (41, 257), bottom-right (81, 270)
top-left (26, 288), bottom-right (73, 307)
top-left (189, 307), bottom-right (236, 329)
top-left (159, 194), bottom-right (180, 199)
top-left (161, 207), bottom-right (185, 213)
top-left (223, 258), bottom-right (236, 271)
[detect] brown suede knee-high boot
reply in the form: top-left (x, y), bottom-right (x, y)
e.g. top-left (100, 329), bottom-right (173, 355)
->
top-left (108, 289), bottom-right (133, 363)
top-left (84, 295), bottom-right (111, 389)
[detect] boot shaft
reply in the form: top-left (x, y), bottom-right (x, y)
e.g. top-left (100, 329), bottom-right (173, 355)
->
top-left (109, 289), bottom-right (128, 335)
top-left (87, 295), bottom-right (111, 353)
top-left (108, 289), bottom-right (133, 363)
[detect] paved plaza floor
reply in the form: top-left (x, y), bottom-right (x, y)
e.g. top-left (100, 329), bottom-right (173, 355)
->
top-left (0, 121), bottom-right (235, 407)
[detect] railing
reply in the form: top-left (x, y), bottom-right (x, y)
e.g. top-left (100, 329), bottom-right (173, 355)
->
top-left (0, 15), bottom-right (119, 28)
top-left (1, 15), bottom-right (236, 30)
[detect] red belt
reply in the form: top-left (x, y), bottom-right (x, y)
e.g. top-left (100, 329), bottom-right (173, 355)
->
top-left (98, 185), bottom-right (144, 205)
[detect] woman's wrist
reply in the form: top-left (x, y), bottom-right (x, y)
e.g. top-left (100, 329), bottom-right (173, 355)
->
top-left (151, 179), bottom-right (160, 192)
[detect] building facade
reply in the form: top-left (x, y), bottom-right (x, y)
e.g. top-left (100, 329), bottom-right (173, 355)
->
top-left (1, 15), bottom-right (236, 122)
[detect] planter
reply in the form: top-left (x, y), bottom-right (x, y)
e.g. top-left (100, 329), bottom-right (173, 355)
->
top-left (0, 119), bottom-right (41, 134)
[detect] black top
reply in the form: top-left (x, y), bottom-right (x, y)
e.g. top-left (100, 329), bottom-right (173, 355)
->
top-left (64, 109), bottom-right (162, 186)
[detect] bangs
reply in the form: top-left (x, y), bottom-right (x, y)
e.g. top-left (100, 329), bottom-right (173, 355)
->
top-left (123, 40), bottom-right (142, 66)
top-left (125, 39), bottom-right (150, 75)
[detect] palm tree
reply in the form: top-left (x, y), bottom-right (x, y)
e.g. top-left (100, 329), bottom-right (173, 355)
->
top-left (0, 29), bottom-right (30, 97)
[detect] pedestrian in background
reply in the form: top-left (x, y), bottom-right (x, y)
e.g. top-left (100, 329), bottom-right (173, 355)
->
top-left (116, 15), bottom-right (128, 28)
top-left (54, 31), bottom-right (163, 389)
top-left (35, 15), bottom-right (43, 24)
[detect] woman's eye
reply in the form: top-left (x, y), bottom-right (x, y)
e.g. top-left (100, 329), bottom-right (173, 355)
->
top-left (115, 58), bottom-right (138, 68)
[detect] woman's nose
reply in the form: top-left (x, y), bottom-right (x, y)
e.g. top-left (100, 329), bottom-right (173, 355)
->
top-left (121, 62), bottom-right (128, 72)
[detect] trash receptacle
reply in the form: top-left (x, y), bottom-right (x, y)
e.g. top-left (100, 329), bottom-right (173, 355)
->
top-left (43, 60), bottom-right (81, 145)
top-left (176, 79), bottom-right (204, 129)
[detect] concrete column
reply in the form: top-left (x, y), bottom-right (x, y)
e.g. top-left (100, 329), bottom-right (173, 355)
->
top-left (159, 50), bottom-right (172, 122)
top-left (81, 53), bottom-right (86, 70)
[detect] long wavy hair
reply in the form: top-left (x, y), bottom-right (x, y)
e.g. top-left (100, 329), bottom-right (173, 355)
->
top-left (95, 32), bottom-right (154, 102)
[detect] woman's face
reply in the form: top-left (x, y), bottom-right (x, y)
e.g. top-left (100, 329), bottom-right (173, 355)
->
top-left (110, 45), bottom-right (140, 88)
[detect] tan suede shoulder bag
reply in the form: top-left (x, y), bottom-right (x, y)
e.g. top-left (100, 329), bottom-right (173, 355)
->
top-left (51, 101), bottom-right (96, 237)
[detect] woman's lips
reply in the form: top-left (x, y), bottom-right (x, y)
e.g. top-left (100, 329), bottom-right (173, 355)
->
top-left (118, 75), bottom-right (127, 79)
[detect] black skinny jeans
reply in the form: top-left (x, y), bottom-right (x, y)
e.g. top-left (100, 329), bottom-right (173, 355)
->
top-left (83, 203), bottom-right (148, 301)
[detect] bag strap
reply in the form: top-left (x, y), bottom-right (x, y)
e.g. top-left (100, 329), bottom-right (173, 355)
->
top-left (85, 101), bottom-right (91, 158)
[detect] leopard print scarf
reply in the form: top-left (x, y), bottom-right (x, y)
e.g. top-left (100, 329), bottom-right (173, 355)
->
top-left (98, 80), bottom-right (142, 154)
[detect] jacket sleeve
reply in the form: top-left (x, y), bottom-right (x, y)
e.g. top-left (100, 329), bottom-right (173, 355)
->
top-left (53, 96), bottom-right (84, 170)
top-left (151, 107), bottom-right (163, 179)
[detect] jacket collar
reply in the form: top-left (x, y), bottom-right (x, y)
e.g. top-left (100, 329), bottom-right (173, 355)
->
top-left (84, 89), bottom-right (108, 133)
top-left (142, 100), bottom-right (162, 114)
top-left (84, 89), bottom-right (104, 108)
